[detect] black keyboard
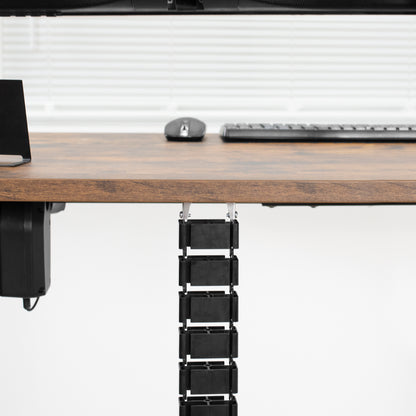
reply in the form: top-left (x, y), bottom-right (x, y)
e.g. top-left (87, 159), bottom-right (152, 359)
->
top-left (220, 123), bottom-right (416, 142)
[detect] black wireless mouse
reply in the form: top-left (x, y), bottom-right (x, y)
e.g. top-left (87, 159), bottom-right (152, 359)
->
top-left (164, 117), bottom-right (206, 141)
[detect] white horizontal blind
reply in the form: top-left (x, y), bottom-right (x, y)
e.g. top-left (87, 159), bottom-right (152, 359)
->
top-left (0, 15), bottom-right (416, 132)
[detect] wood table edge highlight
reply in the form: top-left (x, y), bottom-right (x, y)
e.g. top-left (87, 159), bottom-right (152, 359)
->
top-left (0, 179), bottom-right (415, 204)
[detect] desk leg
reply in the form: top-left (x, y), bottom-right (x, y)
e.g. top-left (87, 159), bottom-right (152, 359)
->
top-left (178, 204), bottom-right (239, 416)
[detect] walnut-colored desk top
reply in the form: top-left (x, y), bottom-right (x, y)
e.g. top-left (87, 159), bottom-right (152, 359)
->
top-left (1, 132), bottom-right (416, 204)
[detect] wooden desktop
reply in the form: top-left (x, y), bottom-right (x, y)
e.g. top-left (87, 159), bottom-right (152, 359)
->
top-left (1, 132), bottom-right (416, 204)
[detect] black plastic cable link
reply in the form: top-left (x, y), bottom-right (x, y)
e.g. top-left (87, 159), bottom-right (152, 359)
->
top-left (179, 206), bottom-right (238, 416)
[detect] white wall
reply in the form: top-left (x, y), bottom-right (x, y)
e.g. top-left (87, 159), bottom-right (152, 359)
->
top-left (0, 15), bottom-right (416, 416)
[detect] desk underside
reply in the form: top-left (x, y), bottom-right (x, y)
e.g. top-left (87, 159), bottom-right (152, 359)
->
top-left (1, 133), bottom-right (416, 204)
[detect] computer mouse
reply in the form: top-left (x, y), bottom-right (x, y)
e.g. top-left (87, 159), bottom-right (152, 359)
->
top-left (164, 117), bottom-right (206, 141)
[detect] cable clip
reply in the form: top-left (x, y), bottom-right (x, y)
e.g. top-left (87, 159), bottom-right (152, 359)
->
top-left (227, 203), bottom-right (237, 221)
top-left (180, 203), bottom-right (191, 222)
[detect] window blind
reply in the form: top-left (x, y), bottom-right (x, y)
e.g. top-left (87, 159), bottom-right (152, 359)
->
top-left (0, 15), bottom-right (415, 132)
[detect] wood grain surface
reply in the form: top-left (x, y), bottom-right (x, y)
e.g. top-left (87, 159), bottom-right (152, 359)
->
top-left (1, 132), bottom-right (416, 203)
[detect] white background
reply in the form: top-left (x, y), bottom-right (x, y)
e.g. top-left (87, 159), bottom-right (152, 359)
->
top-left (2, 15), bottom-right (416, 131)
top-left (0, 14), bottom-right (416, 416)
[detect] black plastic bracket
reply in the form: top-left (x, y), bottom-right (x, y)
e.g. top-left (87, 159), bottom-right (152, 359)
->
top-left (179, 256), bottom-right (238, 286)
top-left (179, 327), bottom-right (238, 359)
top-left (179, 220), bottom-right (239, 250)
top-left (180, 361), bottom-right (238, 395)
top-left (0, 80), bottom-right (31, 167)
top-left (179, 291), bottom-right (239, 323)
top-left (180, 396), bottom-right (238, 416)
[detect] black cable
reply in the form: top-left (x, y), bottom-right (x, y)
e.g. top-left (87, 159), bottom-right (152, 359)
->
top-left (23, 297), bottom-right (40, 312)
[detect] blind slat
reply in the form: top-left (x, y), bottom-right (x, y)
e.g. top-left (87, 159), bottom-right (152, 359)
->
top-left (1, 15), bottom-right (416, 132)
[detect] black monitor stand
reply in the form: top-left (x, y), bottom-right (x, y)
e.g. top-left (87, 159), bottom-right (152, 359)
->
top-left (0, 80), bottom-right (31, 167)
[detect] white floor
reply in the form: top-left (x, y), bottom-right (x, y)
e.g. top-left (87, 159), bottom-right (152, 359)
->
top-left (0, 203), bottom-right (415, 416)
